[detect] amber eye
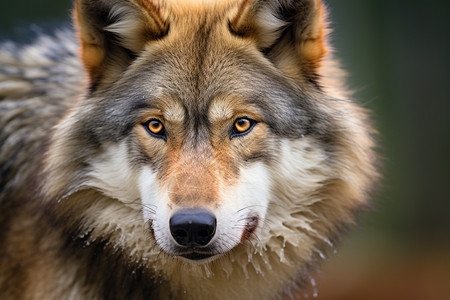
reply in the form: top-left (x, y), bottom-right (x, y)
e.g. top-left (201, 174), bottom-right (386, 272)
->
top-left (144, 119), bottom-right (166, 140)
top-left (231, 117), bottom-right (256, 138)
top-left (148, 120), bottom-right (163, 134)
top-left (235, 119), bottom-right (251, 132)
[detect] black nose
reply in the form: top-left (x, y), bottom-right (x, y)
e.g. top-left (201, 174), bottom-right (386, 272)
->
top-left (169, 209), bottom-right (216, 247)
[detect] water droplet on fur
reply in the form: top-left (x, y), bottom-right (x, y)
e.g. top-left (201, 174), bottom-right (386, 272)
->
top-left (203, 265), bottom-right (212, 278)
top-left (324, 239), bottom-right (334, 248)
top-left (299, 134), bottom-right (305, 138)
top-left (316, 249), bottom-right (326, 260)
top-left (77, 229), bottom-right (92, 239)
top-left (324, 238), bottom-right (338, 254)
top-left (279, 248), bottom-right (286, 263)
top-left (261, 255), bottom-right (272, 270)
top-left (310, 276), bottom-right (318, 298)
top-left (250, 256), bottom-right (264, 276)
top-left (243, 268), bottom-right (249, 279)
top-left (222, 261), bottom-right (233, 278)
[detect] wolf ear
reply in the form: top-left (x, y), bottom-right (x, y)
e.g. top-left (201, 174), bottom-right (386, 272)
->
top-left (74, 0), bottom-right (168, 90)
top-left (230, 0), bottom-right (327, 84)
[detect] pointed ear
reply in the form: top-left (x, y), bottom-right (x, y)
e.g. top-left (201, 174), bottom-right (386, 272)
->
top-left (230, 0), bottom-right (328, 84)
top-left (74, 0), bottom-right (168, 90)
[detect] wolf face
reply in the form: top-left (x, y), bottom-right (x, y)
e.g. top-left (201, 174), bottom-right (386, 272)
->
top-left (45, 0), bottom-right (330, 263)
top-left (58, 30), bottom-right (312, 263)
top-left (0, 0), bottom-right (378, 298)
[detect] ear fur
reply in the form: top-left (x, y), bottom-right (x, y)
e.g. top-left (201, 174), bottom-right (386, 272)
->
top-left (230, 0), bottom-right (328, 84)
top-left (74, 0), bottom-right (168, 90)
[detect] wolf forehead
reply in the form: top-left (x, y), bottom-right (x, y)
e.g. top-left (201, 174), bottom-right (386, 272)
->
top-left (72, 0), bottom-right (326, 141)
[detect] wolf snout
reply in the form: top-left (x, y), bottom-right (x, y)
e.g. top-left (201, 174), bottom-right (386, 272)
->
top-left (169, 208), bottom-right (216, 247)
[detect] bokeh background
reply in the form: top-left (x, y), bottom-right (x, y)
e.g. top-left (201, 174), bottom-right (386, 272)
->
top-left (1, 0), bottom-right (449, 299)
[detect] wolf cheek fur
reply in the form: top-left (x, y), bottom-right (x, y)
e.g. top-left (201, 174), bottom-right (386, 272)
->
top-left (0, 0), bottom-right (377, 299)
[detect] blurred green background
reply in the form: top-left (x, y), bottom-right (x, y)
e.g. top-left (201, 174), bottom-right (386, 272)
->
top-left (1, 0), bottom-right (449, 299)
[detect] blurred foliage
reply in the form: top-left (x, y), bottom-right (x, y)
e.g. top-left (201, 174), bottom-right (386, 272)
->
top-left (330, 0), bottom-right (450, 243)
top-left (1, 0), bottom-right (449, 298)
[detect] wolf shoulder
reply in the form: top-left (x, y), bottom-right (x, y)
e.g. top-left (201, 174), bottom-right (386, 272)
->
top-left (0, 28), bottom-right (83, 203)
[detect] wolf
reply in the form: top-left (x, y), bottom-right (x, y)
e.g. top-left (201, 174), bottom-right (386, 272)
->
top-left (0, 0), bottom-right (377, 299)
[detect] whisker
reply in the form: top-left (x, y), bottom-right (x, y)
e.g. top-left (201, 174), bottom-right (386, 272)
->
top-left (235, 204), bottom-right (267, 213)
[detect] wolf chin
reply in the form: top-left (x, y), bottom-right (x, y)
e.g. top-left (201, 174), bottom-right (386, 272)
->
top-left (0, 0), bottom-right (377, 299)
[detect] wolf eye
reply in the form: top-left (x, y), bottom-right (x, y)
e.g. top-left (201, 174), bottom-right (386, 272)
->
top-left (231, 118), bottom-right (256, 138)
top-left (144, 119), bottom-right (166, 140)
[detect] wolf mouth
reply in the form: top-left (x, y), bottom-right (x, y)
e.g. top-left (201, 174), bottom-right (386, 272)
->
top-left (178, 251), bottom-right (216, 261)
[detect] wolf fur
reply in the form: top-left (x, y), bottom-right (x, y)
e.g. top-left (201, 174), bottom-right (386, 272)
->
top-left (0, 0), bottom-right (377, 299)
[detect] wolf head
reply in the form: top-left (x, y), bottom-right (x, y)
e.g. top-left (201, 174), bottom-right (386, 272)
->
top-left (42, 0), bottom-right (375, 296)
